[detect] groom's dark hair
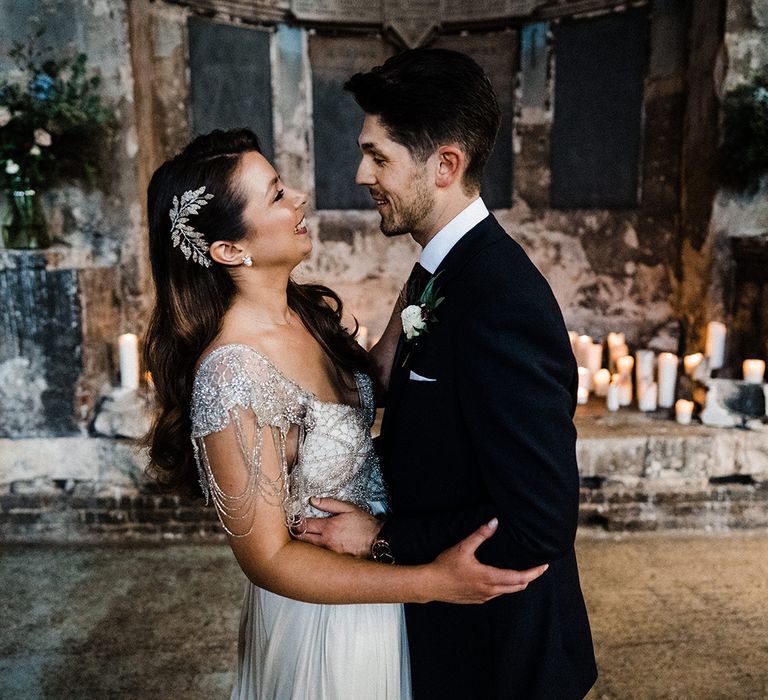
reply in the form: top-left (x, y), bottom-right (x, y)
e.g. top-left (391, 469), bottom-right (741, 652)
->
top-left (344, 48), bottom-right (500, 192)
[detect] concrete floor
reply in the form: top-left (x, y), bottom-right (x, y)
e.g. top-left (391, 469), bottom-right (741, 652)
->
top-left (1, 533), bottom-right (767, 699)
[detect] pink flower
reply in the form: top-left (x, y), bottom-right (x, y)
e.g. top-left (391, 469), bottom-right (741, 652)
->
top-left (34, 128), bottom-right (52, 147)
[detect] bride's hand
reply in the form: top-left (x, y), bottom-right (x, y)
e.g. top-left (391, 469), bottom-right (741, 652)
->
top-left (426, 518), bottom-right (548, 604)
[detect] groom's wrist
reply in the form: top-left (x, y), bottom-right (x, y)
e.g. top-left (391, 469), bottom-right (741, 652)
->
top-left (370, 536), bottom-right (395, 564)
top-left (369, 519), bottom-right (395, 564)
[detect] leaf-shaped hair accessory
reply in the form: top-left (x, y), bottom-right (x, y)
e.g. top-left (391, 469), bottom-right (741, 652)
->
top-left (169, 186), bottom-right (215, 268)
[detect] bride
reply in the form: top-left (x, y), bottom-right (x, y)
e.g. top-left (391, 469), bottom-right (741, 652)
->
top-left (143, 129), bottom-right (546, 699)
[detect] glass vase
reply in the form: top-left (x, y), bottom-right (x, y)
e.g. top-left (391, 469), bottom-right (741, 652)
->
top-left (3, 188), bottom-right (50, 249)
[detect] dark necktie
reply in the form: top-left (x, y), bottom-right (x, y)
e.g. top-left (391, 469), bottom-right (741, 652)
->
top-left (406, 261), bottom-right (432, 304)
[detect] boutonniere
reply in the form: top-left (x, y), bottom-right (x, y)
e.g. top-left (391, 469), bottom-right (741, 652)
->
top-left (401, 272), bottom-right (445, 342)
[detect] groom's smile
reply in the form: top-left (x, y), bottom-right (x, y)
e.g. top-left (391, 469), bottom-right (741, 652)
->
top-left (356, 115), bottom-right (435, 240)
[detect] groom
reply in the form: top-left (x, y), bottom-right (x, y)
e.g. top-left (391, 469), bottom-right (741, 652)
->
top-left (302, 49), bottom-right (597, 698)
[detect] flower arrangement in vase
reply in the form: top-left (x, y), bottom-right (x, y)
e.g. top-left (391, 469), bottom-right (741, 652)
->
top-left (0, 30), bottom-right (115, 249)
top-left (719, 69), bottom-right (768, 194)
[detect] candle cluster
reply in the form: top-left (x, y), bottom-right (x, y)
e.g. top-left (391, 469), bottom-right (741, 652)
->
top-left (568, 320), bottom-right (765, 425)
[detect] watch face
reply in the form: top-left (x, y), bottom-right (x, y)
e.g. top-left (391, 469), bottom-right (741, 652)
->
top-left (372, 540), bottom-right (395, 565)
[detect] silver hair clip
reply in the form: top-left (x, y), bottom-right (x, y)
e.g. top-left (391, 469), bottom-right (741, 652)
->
top-left (169, 186), bottom-right (214, 268)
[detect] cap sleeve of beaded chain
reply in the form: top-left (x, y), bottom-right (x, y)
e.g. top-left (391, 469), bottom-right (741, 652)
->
top-left (190, 344), bottom-right (313, 537)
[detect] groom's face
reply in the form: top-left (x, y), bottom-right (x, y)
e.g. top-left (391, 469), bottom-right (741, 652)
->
top-left (356, 115), bottom-right (435, 239)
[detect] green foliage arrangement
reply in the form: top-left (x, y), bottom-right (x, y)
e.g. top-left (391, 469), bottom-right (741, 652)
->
top-left (0, 30), bottom-right (115, 193)
top-left (719, 71), bottom-right (768, 193)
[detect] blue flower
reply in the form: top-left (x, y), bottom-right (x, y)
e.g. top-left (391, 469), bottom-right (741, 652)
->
top-left (30, 73), bottom-right (54, 101)
top-left (753, 86), bottom-right (768, 106)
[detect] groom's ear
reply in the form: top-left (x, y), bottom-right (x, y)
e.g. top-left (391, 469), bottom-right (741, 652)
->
top-left (435, 145), bottom-right (465, 189)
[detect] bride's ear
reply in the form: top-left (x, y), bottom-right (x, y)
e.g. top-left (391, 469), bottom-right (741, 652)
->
top-left (210, 240), bottom-right (247, 266)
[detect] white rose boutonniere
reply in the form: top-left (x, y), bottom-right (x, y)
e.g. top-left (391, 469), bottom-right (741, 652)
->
top-left (400, 271), bottom-right (445, 351)
top-left (401, 304), bottom-right (427, 340)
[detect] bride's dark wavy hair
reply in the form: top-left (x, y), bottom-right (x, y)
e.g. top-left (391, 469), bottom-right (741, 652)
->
top-left (144, 128), bottom-right (369, 497)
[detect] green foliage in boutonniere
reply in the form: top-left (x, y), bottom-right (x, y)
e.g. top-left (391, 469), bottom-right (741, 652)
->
top-left (400, 272), bottom-right (445, 342)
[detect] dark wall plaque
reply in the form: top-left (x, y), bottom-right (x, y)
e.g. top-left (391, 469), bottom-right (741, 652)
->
top-left (188, 18), bottom-right (274, 161)
top-left (0, 255), bottom-right (82, 437)
top-left (550, 9), bottom-right (648, 208)
top-left (310, 35), bottom-right (394, 209)
top-left (433, 31), bottom-right (517, 209)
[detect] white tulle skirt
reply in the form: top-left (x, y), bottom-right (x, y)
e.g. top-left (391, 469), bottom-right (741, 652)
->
top-left (230, 583), bottom-right (412, 700)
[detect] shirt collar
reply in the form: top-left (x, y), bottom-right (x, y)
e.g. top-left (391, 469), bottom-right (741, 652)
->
top-left (419, 197), bottom-right (489, 273)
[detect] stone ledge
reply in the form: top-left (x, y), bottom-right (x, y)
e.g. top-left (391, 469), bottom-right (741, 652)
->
top-left (2, 407), bottom-right (768, 541)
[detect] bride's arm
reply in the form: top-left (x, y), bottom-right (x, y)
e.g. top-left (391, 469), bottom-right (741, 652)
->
top-left (368, 285), bottom-right (407, 401)
top-left (202, 419), bottom-right (546, 605)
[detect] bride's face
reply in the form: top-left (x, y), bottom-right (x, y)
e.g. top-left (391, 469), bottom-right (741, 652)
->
top-left (235, 151), bottom-right (310, 268)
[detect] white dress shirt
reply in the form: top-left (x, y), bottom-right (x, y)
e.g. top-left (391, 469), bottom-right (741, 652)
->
top-left (419, 197), bottom-right (490, 274)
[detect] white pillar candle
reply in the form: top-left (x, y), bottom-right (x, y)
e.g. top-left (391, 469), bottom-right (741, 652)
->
top-left (617, 376), bottom-right (633, 406)
top-left (743, 359), bottom-right (766, 384)
top-left (576, 335), bottom-right (593, 367)
top-left (577, 386), bottom-right (589, 405)
top-left (617, 355), bottom-right (634, 379)
top-left (705, 321), bottom-right (727, 370)
top-left (118, 333), bottom-right (140, 391)
top-left (638, 382), bottom-right (658, 412)
top-left (593, 368), bottom-right (611, 397)
top-left (684, 352), bottom-right (704, 377)
top-left (609, 343), bottom-right (629, 372)
top-left (356, 325), bottom-right (369, 349)
top-left (586, 343), bottom-right (603, 377)
top-left (657, 352), bottom-right (678, 408)
top-left (635, 350), bottom-right (655, 387)
top-left (607, 332), bottom-right (625, 350)
top-left (606, 382), bottom-right (620, 411)
top-left (675, 399), bottom-right (694, 425)
top-left (577, 366), bottom-right (592, 392)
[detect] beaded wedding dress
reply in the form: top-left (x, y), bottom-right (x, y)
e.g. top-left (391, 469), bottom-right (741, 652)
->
top-left (190, 344), bottom-right (412, 700)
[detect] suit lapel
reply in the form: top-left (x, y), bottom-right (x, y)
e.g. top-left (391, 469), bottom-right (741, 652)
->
top-left (386, 215), bottom-right (507, 395)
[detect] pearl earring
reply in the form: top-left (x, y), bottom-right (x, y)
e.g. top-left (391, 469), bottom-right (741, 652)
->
top-left (242, 255), bottom-right (253, 267)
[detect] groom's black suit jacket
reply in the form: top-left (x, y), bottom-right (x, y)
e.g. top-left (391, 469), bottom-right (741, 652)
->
top-left (378, 215), bottom-right (597, 699)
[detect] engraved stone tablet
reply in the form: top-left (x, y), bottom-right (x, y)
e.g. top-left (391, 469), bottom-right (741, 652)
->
top-left (310, 35), bottom-right (394, 209)
top-left (443, 0), bottom-right (539, 22)
top-left (291, 0), bottom-right (382, 24)
top-left (433, 31), bottom-right (517, 208)
top-left (188, 18), bottom-right (274, 160)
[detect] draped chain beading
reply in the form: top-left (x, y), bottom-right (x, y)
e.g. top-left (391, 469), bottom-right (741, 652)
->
top-left (190, 344), bottom-right (387, 537)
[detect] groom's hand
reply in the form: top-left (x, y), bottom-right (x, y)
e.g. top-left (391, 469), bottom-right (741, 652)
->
top-left (295, 497), bottom-right (381, 558)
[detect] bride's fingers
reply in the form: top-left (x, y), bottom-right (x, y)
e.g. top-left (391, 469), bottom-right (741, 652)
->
top-left (489, 564), bottom-right (549, 588)
top-left (457, 518), bottom-right (499, 555)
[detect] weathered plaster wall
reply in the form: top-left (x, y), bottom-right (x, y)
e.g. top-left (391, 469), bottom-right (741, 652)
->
top-left (698, 0), bottom-right (768, 364)
top-left (0, 0), bottom-right (146, 435)
top-left (295, 3), bottom-right (686, 348)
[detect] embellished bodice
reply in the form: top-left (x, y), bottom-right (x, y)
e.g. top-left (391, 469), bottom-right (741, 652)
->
top-left (190, 344), bottom-right (387, 536)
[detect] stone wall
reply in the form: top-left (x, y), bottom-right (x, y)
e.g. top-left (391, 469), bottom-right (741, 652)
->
top-left (3, 409), bottom-right (768, 542)
top-left (708, 0), bottom-right (768, 366)
top-left (3, 0), bottom-right (767, 535)
top-left (0, 0), bottom-right (149, 437)
top-left (121, 0), bottom-right (700, 345)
